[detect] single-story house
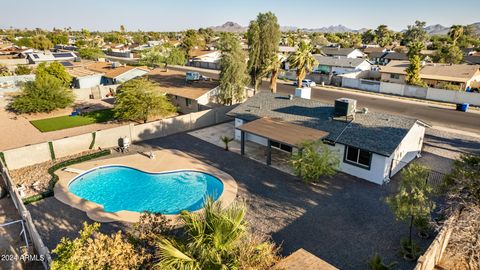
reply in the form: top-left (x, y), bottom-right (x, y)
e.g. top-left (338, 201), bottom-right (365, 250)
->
top-left (368, 52), bottom-right (389, 65)
top-left (227, 92), bottom-right (429, 185)
top-left (381, 52), bottom-right (408, 65)
top-left (320, 47), bottom-right (365, 58)
top-left (189, 50), bottom-right (221, 70)
top-left (147, 69), bottom-right (220, 113)
top-left (313, 55), bottom-right (372, 75)
top-left (380, 60), bottom-right (480, 90)
top-left (84, 61), bottom-right (149, 85)
top-left (26, 51), bottom-right (77, 64)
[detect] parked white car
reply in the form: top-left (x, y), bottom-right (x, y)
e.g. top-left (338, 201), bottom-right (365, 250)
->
top-left (293, 79), bottom-right (316, 87)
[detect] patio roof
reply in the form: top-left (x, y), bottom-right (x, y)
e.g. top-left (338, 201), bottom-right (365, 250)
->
top-left (237, 117), bottom-right (329, 147)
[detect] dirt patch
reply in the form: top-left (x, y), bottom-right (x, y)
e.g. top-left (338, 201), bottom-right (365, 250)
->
top-left (9, 150), bottom-right (99, 197)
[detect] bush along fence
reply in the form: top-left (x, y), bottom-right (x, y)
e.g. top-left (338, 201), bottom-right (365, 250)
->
top-left (1, 105), bottom-right (236, 170)
top-left (0, 158), bottom-right (52, 269)
top-left (414, 212), bottom-right (459, 270)
top-left (22, 150), bottom-right (111, 205)
top-left (341, 77), bottom-right (480, 106)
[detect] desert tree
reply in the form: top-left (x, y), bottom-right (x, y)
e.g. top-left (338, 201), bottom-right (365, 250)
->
top-left (287, 40), bottom-right (317, 88)
top-left (114, 78), bottom-right (176, 123)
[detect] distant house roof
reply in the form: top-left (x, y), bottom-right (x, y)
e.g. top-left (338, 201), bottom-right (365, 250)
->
top-left (464, 55), bottom-right (480, 65)
top-left (368, 52), bottom-right (388, 59)
top-left (228, 92), bottom-right (422, 156)
top-left (313, 55), bottom-right (369, 68)
top-left (363, 47), bottom-right (386, 54)
top-left (84, 61), bottom-right (149, 79)
top-left (26, 51), bottom-right (77, 63)
top-left (383, 52), bottom-right (408, 61)
top-left (66, 67), bottom-right (103, 78)
top-left (320, 47), bottom-right (362, 57)
top-left (380, 60), bottom-right (480, 83)
top-left (278, 46), bottom-right (297, 53)
top-left (147, 69), bottom-right (219, 100)
top-left (191, 50), bottom-right (221, 63)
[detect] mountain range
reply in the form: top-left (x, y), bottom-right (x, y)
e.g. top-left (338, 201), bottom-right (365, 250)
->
top-left (210, 21), bottom-right (480, 35)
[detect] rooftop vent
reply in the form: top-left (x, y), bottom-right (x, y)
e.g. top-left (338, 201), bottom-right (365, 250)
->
top-left (334, 98), bottom-right (357, 117)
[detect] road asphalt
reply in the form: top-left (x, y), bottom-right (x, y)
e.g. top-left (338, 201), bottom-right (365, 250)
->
top-left (171, 66), bottom-right (480, 134)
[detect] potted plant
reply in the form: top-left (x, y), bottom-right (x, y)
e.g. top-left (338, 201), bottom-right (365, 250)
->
top-left (399, 238), bottom-right (422, 261)
top-left (220, 136), bottom-right (234, 151)
top-left (413, 216), bottom-right (431, 239)
top-left (367, 254), bottom-right (397, 270)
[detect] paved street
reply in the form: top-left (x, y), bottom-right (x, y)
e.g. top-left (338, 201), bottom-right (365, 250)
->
top-left (171, 66), bottom-right (480, 134)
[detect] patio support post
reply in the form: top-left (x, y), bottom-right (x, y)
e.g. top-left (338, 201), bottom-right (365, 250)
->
top-left (241, 131), bottom-right (245, 155)
top-left (266, 140), bottom-right (272, 165)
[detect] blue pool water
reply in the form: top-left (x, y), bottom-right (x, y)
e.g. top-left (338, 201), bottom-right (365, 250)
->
top-left (68, 166), bottom-right (224, 214)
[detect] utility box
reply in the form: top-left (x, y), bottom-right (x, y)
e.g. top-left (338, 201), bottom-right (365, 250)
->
top-left (334, 98), bottom-right (357, 117)
top-left (295, 87), bottom-right (311, 99)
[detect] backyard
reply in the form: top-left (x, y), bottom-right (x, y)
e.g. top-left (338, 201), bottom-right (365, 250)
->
top-left (26, 133), bottom-right (445, 270)
top-left (30, 109), bottom-right (115, 132)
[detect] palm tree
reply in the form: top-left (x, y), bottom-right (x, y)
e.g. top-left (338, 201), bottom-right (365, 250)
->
top-left (448, 25), bottom-right (464, 45)
top-left (287, 41), bottom-right (317, 88)
top-left (265, 54), bottom-right (282, 93)
top-left (156, 198), bottom-right (248, 269)
top-left (220, 136), bottom-right (234, 151)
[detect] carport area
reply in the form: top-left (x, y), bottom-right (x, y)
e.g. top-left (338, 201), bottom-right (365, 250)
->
top-left (236, 117), bottom-right (329, 166)
top-left (189, 121), bottom-right (296, 173)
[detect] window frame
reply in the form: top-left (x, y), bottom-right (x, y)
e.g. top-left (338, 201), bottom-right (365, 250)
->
top-left (343, 145), bottom-right (372, 170)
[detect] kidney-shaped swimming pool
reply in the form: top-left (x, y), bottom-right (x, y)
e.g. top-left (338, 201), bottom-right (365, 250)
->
top-left (68, 166), bottom-right (224, 214)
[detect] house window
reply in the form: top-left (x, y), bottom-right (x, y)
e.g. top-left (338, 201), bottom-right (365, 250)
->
top-left (390, 74), bottom-right (400, 79)
top-left (344, 146), bottom-right (372, 169)
top-left (186, 98), bottom-right (192, 107)
top-left (270, 141), bottom-right (293, 153)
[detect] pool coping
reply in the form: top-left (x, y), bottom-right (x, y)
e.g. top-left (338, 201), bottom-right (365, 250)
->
top-left (53, 149), bottom-right (238, 224)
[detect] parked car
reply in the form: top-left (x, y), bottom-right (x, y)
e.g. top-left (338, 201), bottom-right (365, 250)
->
top-left (293, 79), bottom-right (316, 87)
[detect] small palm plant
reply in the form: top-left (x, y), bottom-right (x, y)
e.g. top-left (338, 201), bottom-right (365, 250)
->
top-left (220, 136), bottom-right (234, 151)
top-left (367, 254), bottom-right (397, 270)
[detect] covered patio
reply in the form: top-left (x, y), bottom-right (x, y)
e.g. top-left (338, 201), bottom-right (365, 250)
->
top-left (237, 118), bottom-right (329, 166)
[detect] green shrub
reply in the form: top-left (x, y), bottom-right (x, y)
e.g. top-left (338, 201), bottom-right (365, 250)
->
top-left (0, 152), bottom-right (5, 165)
top-left (48, 141), bottom-right (56, 160)
top-left (290, 140), bottom-right (340, 183)
top-left (22, 150), bottom-right (110, 204)
top-left (89, 132), bottom-right (96, 149)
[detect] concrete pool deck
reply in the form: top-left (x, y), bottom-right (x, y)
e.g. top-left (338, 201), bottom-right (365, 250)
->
top-left (53, 149), bottom-right (238, 223)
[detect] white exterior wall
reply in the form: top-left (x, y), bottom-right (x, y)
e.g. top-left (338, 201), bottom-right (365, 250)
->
top-left (388, 122), bottom-right (426, 177)
top-left (234, 118), bottom-right (268, 145)
top-left (328, 143), bottom-right (390, 185)
top-left (77, 75), bottom-right (102, 89)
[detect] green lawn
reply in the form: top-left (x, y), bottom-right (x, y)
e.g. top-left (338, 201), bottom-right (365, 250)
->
top-left (30, 109), bottom-right (115, 132)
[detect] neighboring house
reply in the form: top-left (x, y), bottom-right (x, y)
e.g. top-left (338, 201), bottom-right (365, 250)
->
top-left (320, 47), bottom-right (365, 58)
top-left (26, 51), bottom-right (77, 64)
top-left (0, 74), bottom-right (35, 93)
top-left (147, 69), bottom-right (220, 113)
top-left (65, 66), bottom-right (104, 89)
top-left (189, 50), bottom-right (221, 70)
top-left (104, 49), bottom-right (134, 59)
top-left (380, 60), bottom-right (480, 90)
top-left (368, 52), bottom-right (389, 65)
top-left (227, 92), bottom-right (429, 185)
top-left (313, 55), bottom-right (372, 75)
top-left (84, 61), bottom-right (149, 85)
top-left (381, 52), bottom-right (408, 65)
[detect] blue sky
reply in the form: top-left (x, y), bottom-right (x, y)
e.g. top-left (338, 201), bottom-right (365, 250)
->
top-left (2, 0), bottom-right (479, 31)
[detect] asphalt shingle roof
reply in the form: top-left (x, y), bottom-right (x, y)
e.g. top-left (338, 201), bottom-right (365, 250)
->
top-left (228, 92), bottom-right (420, 156)
top-left (313, 55), bottom-right (368, 68)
